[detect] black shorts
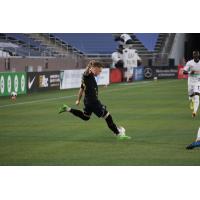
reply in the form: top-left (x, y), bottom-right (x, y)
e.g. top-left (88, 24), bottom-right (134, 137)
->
top-left (83, 99), bottom-right (107, 118)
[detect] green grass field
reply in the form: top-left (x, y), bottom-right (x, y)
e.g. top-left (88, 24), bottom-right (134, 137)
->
top-left (0, 79), bottom-right (200, 165)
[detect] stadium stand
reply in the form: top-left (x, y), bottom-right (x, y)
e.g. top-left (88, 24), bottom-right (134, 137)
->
top-left (0, 33), bottom-right (172, 58)
top-left (0, 33), bottom-right (176, 71)
top-left (0, 33), bottom-right (54, 56)
top-left (52, 33), bottom-right (117, 55)
top-left (154, 33), bottom-right (169, 52)
top-left (134, 33), bottom-right (158, 51)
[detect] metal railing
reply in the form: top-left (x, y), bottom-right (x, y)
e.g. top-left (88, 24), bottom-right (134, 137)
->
top-left (152, 53), bottom-right (169, 66)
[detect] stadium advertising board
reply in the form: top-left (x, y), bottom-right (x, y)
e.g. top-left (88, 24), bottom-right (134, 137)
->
top-left (110, 68), bottom-right (123, 83)
top-left (95, 68), bottom-right (110, 85)
top-left (143, 66), bottom-right (178, 79)
top-left (27, 71), bottom-right (60, 93)
top-left (133, 66), bottom-right (144, 81)
top-left (60, 69), bottom-right (84, 89)
top-left (154, 66), bottom-right (178, 79)
top-left (143, 67), bottom-right (154, 79)
top-left (60, 69), bottom-right (110, 89)
top-left (0, 72), bottom-right (26, 96)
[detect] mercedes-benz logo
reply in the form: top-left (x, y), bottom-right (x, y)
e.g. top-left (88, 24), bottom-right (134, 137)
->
top-left (144, 68), bottom-right (153, 78)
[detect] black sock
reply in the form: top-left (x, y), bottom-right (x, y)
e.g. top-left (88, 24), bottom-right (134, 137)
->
top-left (70, 109), bottom-right (90, 121)
top-left (105, 114), bottom-right (119, 135)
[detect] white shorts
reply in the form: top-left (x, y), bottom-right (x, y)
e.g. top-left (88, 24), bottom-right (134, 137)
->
top-left (188, 82), bottom-right (200, 96)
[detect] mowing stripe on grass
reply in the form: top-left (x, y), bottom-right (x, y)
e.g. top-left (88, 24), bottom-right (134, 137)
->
top-left (0, 80), bottom-right (179, 109)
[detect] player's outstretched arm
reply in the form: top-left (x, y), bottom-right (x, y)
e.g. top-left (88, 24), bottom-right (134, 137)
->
top-left (75, 87), bottom-right (84, 105)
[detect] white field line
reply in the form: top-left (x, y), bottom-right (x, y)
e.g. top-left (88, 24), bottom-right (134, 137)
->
top-left (0, 95), bottom-right (76, 109)
top-left (0, 80), bottom-right (179, 109)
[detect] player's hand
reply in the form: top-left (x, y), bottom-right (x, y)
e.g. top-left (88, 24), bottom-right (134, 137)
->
top-left (75, 100), bottom-right (80, 106)
top-left (191, 70), bottom-right (200, 75)
top-left (183, 70), bottom-right (188, 75)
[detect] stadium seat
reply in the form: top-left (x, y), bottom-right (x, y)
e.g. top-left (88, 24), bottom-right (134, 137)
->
top-left (134, 33), bottom-right (159, 51)
top-left (52, 33), bottom-right (117, 54)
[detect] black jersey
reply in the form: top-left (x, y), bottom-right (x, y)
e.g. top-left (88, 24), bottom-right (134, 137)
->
top-left (81, 72), bottom-right (98, 102)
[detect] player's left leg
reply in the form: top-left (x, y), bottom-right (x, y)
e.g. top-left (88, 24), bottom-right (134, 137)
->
top-left (192, 83), bottom-right (200, 117)
top-left (193, 93), bottom-right (199, 117)
top-left (103, 111), bottom-right (120, 135)
top-left (92, 102), bottom-right (118, 134)
top-left (92, 101), bottom-right (131, 139)
top-left (59, 104), bottom-right (70, 113)
top-left (58, 104), bottom-right (91, 121)
top-left (103, 111), bottom-right (131, 139)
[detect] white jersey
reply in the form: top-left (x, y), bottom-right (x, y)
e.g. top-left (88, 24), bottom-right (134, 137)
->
top-left (122, 48), bottom-right (141, 69)
top-left (184, 59), bottom-right (200, 95)
top-left (122, 48), bottom-right (141, 79)
top-left (184, 59), bottom-right (200, 83)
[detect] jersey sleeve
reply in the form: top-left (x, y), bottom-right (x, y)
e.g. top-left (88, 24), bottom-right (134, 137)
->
top-left (81, 75), bottom-right (86, 89)
top-left (112, 52), bottom-right (121, 63)
top-left (136, 53), bottom-right (141, 61)
top-left (184, 61), bottom-right (190, 72)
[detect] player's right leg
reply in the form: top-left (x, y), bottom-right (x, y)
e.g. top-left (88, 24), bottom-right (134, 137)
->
top-left (192, 83), bottom-right (200, 117)
top-left (189, 96), bottom-right (194, 111)
top-left (192, 94), bottom-right (199, 118)
top-left (58, 104), bottom-right (91, 121)
top-left (58, 104), bottom-right (70, 113)
top-left (188, 84), bottom-right (194, 111)
top-left (70, 109), bottom-right (91, 121)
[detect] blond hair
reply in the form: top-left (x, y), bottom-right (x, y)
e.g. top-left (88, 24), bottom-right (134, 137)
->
top-left (85, 60), bottom-right (103, 75)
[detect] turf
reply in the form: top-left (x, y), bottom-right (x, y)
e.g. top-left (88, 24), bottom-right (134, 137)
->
top-left (0, 79), bottom-right (200, 166)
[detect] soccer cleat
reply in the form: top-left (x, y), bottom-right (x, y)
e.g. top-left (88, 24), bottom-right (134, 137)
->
top-left (192, 112), bottom-right (196, 118)
top-left (58, 104), bottom-right (70, 114)
top-left (190, 99), bottom-right (194, 111)
top-left (186, 140), bottom-right (200, 150)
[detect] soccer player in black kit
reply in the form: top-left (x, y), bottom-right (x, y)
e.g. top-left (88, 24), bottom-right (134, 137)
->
top-left (59, 60), bottom-right (131, 139)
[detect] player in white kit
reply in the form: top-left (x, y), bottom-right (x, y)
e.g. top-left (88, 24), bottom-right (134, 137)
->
top-left (123, 47), bottom-right (141, 82)
top-left (183, 51), bottom-right (200, 118)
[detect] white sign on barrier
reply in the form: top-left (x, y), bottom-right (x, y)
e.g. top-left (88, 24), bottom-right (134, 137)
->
top-left (60, 69), bottom-right (110, 90)
top-left (60, 69), bottom-right (84, 89)
top-left (95, 68), bottom-right (110, 85)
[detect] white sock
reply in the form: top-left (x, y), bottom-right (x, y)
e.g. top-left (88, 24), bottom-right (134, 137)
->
top-left (193, 95), bottom-right (199, 113)
top-left (196, 127), bottom-right (200, 141)
top-left (67, 107), bottom-right (71, 112)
